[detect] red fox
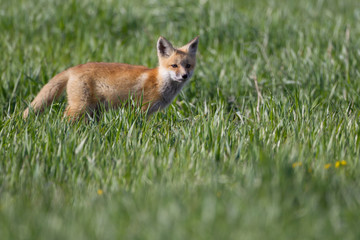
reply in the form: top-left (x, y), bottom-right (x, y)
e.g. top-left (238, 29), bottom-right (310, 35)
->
top-left (23, 36), bottom-right (199, 119)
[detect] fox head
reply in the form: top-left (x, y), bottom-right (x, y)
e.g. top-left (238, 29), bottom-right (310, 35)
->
top-left (157, 36), bottom-right (199, 83)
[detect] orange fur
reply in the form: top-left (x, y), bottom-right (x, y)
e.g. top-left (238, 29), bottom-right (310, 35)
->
top-left (23, 36), bottom-right (199, 120)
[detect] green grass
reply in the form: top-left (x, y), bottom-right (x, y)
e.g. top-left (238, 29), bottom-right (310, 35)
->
top-left (1, 0), bottom-right (360, 239)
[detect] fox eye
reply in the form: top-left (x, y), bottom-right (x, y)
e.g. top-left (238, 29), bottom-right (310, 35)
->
top-left (171, 64), bottom-right (178, 68)
top-left (185, 64), bottom-right (191, 68)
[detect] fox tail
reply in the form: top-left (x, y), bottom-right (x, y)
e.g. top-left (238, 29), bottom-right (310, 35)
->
top-left (23, 70), bottom-right (69, 119)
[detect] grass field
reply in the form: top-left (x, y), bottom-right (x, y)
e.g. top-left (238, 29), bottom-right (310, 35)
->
top-left (1, 0), bottom-right (360, 239)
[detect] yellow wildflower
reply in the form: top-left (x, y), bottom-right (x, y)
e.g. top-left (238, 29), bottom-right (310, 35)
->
top-left (335, 161), bottom-right (340, 168)
top-left (324, 163), bottom-right (332, 169)
top-left (97, 189), bottom-right (103, 195)
top-left (292, 162), bottom-right (303, 168)
top-left (335, 160), bottom-right (347, 168)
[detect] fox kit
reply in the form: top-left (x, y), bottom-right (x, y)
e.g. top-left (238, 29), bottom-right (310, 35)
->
top-left (23, 36), bottom-right (199, 119)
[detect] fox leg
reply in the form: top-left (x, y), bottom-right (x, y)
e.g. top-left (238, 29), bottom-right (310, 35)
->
top-left (64, 104), bottom-right (87, 120)
top-left (63, 77), bottom-right (94, 120)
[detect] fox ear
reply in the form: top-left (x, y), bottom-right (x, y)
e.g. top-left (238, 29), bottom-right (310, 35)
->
top-left (183, 36), bottom-right (199, 55)
top-left (157, 37), bottom-right (174, 58)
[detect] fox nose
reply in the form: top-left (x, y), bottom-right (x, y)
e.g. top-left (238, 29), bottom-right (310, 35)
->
top-left (182, 74), bottom-right (188, 79)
